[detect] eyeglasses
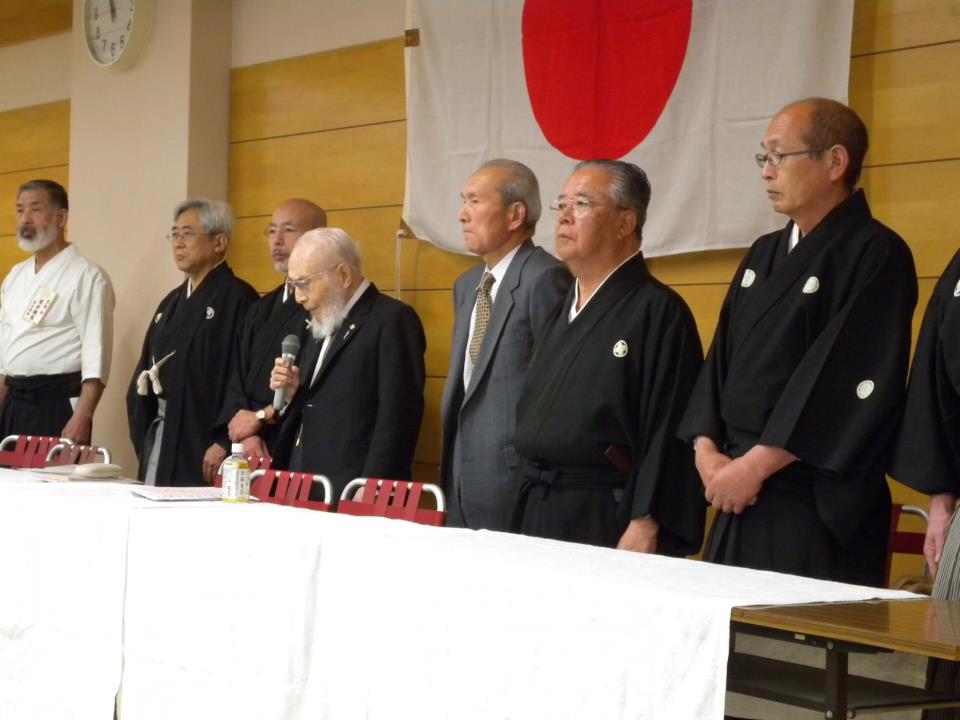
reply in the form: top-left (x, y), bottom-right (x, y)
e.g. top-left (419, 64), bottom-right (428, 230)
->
top-left (548, 197), bottom-right (627, 218)
top-left (166, 229), bottom-right (210, 243)
top-left (755, 147), bottom-right (830, 169)
top-left (285, 266), bottom-right (339, 294)
top-left (263, 224), bottom-right (301, 238)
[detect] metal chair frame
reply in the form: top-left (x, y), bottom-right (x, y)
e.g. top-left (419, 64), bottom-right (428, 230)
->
top-left (0, 435), bottom-right (73, 469)
top-left (337, 478), bottom-right (446, 526)
top-left (249, 468), bottom-right (332, 511)
top-left (45, 442), bottom-right (112, 466)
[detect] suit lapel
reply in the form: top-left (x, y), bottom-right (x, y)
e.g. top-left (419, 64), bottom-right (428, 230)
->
top-left (463, 241), bottom-right (534, 404)
top-left (444, 265), bottom-right (482, 414)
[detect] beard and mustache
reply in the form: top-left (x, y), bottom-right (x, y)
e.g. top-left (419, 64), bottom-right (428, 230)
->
top-left (17, 223), bottom-right (57, 253)
top-left (306, 288), bottom-right (350, 340)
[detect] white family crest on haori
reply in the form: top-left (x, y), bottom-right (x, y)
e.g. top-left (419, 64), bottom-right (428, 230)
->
top-left (403, 0), bottom-right (855, 258)
top-left (802, 276), bottom-right (820, 294)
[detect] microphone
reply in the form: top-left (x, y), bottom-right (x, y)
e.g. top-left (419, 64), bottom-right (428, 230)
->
top-left (272, 334), bottom-right (301, 411)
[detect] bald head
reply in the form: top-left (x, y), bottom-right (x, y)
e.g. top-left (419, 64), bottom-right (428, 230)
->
top-left (778, 98), bottom-right (868, 189)
top-left (268, 198), bottom-right (327, 273)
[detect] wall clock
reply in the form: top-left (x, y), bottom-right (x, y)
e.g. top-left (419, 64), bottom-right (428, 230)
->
top-left (84, 0), bottom-right (154, 69)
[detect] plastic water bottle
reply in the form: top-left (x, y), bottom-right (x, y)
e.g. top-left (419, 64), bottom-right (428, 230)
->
top-left (221, 443), bottom-right (251, 503)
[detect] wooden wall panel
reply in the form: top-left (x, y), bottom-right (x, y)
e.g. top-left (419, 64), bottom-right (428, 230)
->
top-left (229, 122), bottom-right (406, 217)
top-left (672, 284), bottom-right (730, 350)
top-left (853, 0), bottom-right (960, 55)
top-left (862, 160), bottom-right (960, 279)
top-left (0, 0), bottom-right (71, 48)
top-left (647, 247), bottom-right (745, 287)
top-left (850, 42), bottom-right (960, 166)
top-left (401, 233), bottom-right (478, 290)
top-left (415, 377), bottom-right (445, 465)
top-left (232, 206), bottom-right (405, 294)
top-left (231, 38), bottom-right (405, 143)
top-left (0, 101), bottom-right (70, 174)
top-left (407, 289), bottom-right (455, 378)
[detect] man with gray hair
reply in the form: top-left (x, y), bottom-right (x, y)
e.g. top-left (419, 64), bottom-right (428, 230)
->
top-left (441, 159), bottom-right (570, 530)
top-left (0, 179), bottom-right (114, 444)
top-left (513, 160), bottom-right (705, 555)
top-left (127, 198), bottom-right (257, 486)
top-left (268, 227), bottom-right (425, 501)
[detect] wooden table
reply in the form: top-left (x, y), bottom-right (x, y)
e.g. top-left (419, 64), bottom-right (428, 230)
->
top-left (730, 599), bottom-right (960, 718)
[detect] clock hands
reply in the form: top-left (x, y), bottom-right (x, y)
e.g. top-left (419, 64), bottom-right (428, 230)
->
top-left (108, 0), bottom-right (117, 23)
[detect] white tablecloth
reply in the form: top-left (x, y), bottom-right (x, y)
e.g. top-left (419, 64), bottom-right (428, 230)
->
top-left (118, 503), bottom-right (917, 720)
top-left (0, 469), bottom-right (918, 720)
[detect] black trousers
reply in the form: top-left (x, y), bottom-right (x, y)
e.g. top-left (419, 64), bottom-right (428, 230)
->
top-left (706, 464), bottom-right (888, 587)
top-left (0, 373), bottom-right (80, 439)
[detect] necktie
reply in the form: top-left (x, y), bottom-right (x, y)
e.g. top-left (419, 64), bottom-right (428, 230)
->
top-left (468, 272), bottom-right (495, 364)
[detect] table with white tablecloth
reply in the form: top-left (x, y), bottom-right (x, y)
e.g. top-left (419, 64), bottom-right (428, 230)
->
top-left (0, 468), bottom-right (915, 720)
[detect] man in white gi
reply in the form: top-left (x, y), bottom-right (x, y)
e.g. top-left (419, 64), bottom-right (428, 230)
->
top-left (0, 180), bottom-right (115, 444)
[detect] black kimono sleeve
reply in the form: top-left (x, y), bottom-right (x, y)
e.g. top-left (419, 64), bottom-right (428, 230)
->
top-left (629, 297), bottom-right (705, 555)
top-left (891, 250), bottom-right (960, 495)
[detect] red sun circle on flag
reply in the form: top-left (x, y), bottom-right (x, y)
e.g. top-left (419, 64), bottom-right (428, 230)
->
top-left (521, 0), bottom-right (693, 161)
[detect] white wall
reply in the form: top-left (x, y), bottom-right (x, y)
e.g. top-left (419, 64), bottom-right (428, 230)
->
top-left (231, 0), bottom-right (404, 67)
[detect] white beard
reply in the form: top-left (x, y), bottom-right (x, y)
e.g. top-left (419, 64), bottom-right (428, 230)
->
top-left (307, 294), bottom-right (349, 340)
top-left (17, 224), bottom-right (56, 253)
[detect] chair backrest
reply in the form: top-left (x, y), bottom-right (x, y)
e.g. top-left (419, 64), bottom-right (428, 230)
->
top-left (45, 442), bottom-right (112, 466)
top-left (249, 469), bottom-right (332, 511)
top-left (886, 503), bottom-right (930, 589)
top-left (337, 478), bottom-right (447, 526)
top-left (0, 435), bottom-right (72, 469)
top-left (213, 454), bottom-right (272, 488)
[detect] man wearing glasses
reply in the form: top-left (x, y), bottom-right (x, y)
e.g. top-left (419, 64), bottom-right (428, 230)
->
top-left (127, 199), bottom-right (258, 486)
top-left (512, 160), bottom-right (705, 555)
top-left (206, 199), bottom-right (326, 480)
top-left (268, 228), bottom-right (425, 502)
top-left (679, 98), bottom-right (918, 585)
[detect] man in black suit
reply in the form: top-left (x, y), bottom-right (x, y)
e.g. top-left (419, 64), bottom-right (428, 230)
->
top-left (267, 227), bottom-right (426, 501)
top-left (204, 198), bottom-right (326, 481)
top-left (441, 159), bottom-right (570, 530)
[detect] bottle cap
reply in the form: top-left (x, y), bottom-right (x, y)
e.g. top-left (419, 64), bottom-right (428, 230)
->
top-left (231, 442), bottom-right (244, 454)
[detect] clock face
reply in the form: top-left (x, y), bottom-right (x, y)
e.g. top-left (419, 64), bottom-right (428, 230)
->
top-left (85, 0), bottom-right (137, 67)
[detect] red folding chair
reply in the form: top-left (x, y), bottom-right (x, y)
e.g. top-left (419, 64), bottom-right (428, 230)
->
top-left (249, 469), bottom-right (332, 511)
top-left (214, 454), bottom-right (272, 488)
top-left (45, 442), bottom-right (112, 466)
top-left (886, 503), bottom-right (931, 591)
top-left (0, 435), bottom-right (72, 469)
top-left (337, 478), bottom-right (446, 526)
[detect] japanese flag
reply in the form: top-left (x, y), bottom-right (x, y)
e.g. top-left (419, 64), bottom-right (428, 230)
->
top-left (403, 0), bottom-right (854, 257)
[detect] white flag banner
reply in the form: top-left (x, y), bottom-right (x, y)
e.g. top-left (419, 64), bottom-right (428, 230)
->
top-left (403, 0), bottom-right (854, 258)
